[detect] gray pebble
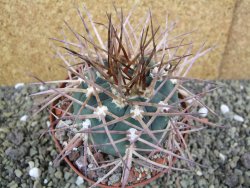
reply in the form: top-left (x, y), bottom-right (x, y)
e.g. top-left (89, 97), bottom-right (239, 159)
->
top-left (5, 146), bottom-right (27, 160)
top-left (241, 152), bottom-right (250, 169)
top-left (224, 174), bottom-right (239, 187)
top-left (7, 130), bottom-right (24, 145)
top-left (54, 170), bottom-right (63, 179)
top-left (14, 169), bottom-right (23, 178)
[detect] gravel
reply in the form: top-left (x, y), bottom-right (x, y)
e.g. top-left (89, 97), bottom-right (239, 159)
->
top-left (0, 80), bottom-right (249, 188)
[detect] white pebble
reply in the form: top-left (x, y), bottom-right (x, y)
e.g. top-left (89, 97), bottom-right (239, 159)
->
top-left (29, 167), bottom-right (41, 179)
top-left (233, 114), bottom-right (244, 122)
top-left (15, 83), bottom-right (24, 89)
top-left (219, 153), bottom-right (226, 161)
top-left (43, 178), bottom-right (48, 184)
top-left (46, 121), bottom-right (50, 128)
top-left (39, 85), bottom-right (46, 91)
top-left (75, 176), bottom-right (84, 186)
top-left (196, 170), bottom-right (203, 176)
top-left (198, 107), bottom-right (208, 117)
top-left (20, 115), bottom-right (28, 122)
top-left (220, 104), bottom-right (230, 114)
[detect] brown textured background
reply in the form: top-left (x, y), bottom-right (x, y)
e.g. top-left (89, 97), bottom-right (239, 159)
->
top-left (0, 0), bottom-right (249, 86)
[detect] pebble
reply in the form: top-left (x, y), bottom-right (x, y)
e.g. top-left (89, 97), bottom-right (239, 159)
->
top-left (220, 104), bottom-right (230, 114)
top-left (14, 169), bottom-right (23, 178)
top-left (14, 83), bottom-right (24, 89)
top-left (233, 114), bottom-right (244, 122)
top-left (28, 161), bottom-right (35, 168)
top-left (75, 176), bottom-right (84, 186)
top-left (7, 130), bottom-right (24, 145)
top-left (5, 146), bottom-right (27, 160)
top-left (196, 170), bottom-right (203, 176)
top-left (225, 174), bottom-right (239, 187)
top-left (54, 171), bottom-right (63, 179)
top-left (198, 107), bottom-right (208, 117)
top-left (64, 172), bottom-right (72, 180)
top-left (20, 115), bottom-right (28, 122)
top-left (33, 180), bottom-right (42, 188)
top-left (219, 153), bottom-right (226, 162)
top-left (180, 179), bottom-right (189, 187)
top-left (29, 167), bottom-right (41, 179)
top-left (108, 173), bottom-right (121, 185)
top-left (241, 153), bottom-right (250, 169)
top-left (43, 178), bottom-right (48, 184)
top-left (39, 85), bottom-right (46, 91)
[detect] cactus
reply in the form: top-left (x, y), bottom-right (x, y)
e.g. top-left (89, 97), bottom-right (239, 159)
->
top-left (72, 74), bottom-right (178, 156)
top-left (32, 6), bottom-right (218, 188)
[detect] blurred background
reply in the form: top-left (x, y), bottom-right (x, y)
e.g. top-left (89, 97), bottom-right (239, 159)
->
top-left (0, 0), bottom-right (249, 86)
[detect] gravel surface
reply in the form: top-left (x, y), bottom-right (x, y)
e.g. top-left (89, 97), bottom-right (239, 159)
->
top-left (0, 80), bottom-right (249, 188)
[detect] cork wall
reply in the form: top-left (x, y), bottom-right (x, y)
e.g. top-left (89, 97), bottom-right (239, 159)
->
top-left (219, 0), bottom-right (250, 79)
top-left (1, 0), bottom-right (248, 86)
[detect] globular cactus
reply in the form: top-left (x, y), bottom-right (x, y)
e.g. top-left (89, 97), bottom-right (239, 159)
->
top-left (33, 6), bottom-right (217, 188)
top-left (72, 73), bottom-right (178, 156)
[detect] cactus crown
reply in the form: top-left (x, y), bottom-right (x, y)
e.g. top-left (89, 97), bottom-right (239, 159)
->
top-left (33, 5), bottom-right (217, 187)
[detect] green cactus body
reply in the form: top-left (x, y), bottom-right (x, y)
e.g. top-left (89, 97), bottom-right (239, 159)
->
top-left (72, 74), bottom-right (178, 156)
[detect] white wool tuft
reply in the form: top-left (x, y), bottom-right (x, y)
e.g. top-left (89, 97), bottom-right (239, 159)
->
top-left (131, 106), bottom-right (144, 119)
top-left (150, 67), bottom-right (165, 78)
top-left (29, 167), bottom-right (41, 179)
top-left (94, 106), bottom-right (108, 120)
top-left (170, 79), bottom-right (177, 84)
top-left (159, 101), bottom-right (170, 112)
top-left (81, 119), bottom-right (91, 130)
top-left (128, 128), bottom-right (139, 142)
